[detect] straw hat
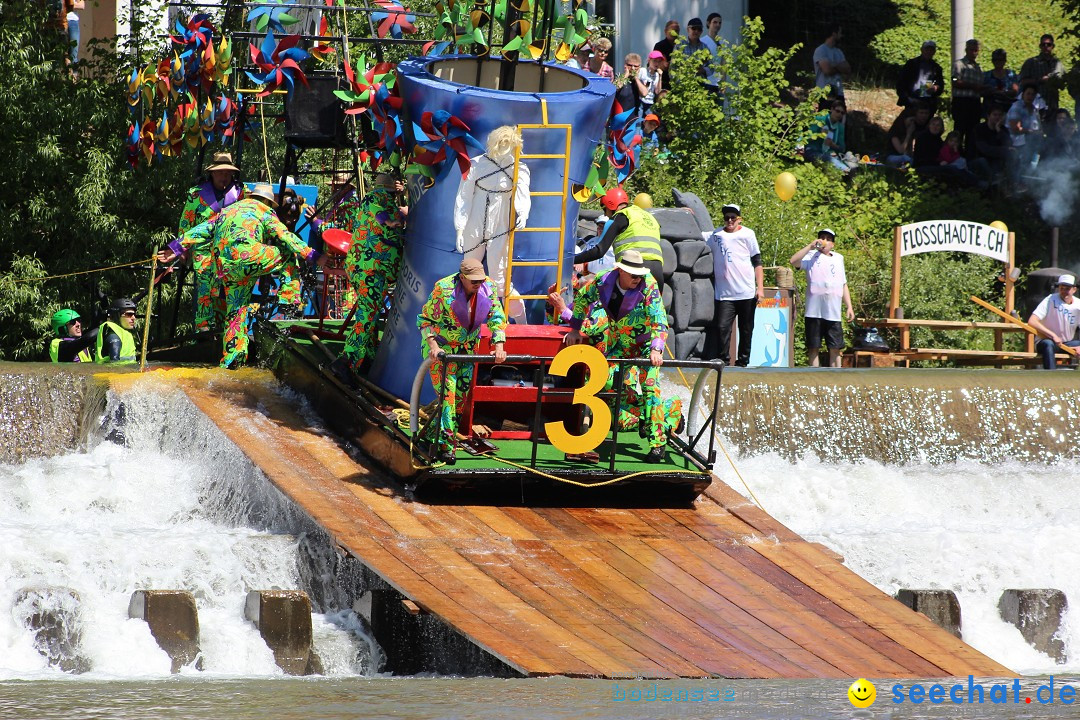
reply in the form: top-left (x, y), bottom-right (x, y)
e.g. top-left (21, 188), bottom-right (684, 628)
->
top-left (205, 152), bottom-right (239, 173)
top-left (247, 183), bottom-right (279, 208)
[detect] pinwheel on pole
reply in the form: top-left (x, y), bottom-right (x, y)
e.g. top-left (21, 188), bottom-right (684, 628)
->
top-left (371, 0), bottom-right (416, 39)
top-left (407, 109), bottom-right (484, 183)
top-left (245, 31), bottom-right (310, 98)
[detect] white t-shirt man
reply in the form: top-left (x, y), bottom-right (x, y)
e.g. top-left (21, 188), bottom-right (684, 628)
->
top-left (1032, 293), bottom-right (1080, 341)
top-left (813, 43), bottom-right (847, 98)
top-left (801, 249), bottom-right (848, 321)
top-left (707, 226), bottom-right (760, 301)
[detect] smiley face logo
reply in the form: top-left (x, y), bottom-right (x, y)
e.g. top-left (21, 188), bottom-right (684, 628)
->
top-left (848, 678), bottom-right (876, 708)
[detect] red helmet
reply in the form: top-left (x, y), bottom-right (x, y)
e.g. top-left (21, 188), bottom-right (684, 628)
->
top-left (601, 187), bottom-right (629, 212)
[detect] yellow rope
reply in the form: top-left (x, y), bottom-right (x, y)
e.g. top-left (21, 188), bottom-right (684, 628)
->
top-left (259, 100), bottom-right (273, 183)
top-left (139, 256), bottom-right (156, 372)
top-left (663, 345), bottom-right (766, 511)
top-left (485, 452), bottom-right (708, 487)
top-left (5, 257), bottom-right (155, 284)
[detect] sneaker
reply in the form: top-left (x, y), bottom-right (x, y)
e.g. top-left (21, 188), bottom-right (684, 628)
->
top-left (674, 414), bottom-right (685, 435)
top-left (644, 446), bottom-right (665, 463)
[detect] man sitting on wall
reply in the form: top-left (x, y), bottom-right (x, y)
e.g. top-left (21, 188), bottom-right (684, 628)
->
top-left (1027, 274), bottom-right (1080, 370)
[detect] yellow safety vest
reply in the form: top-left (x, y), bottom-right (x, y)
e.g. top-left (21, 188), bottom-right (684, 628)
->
top-left (49, 338), bottom-right (93, 363)
top-left (95, 321), bottom-right (137, 364)
top-left (612, 205), bottom-right (663, 262)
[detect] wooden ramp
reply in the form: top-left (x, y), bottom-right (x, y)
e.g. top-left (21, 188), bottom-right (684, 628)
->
top-left (177, 372), bottom-right (1012, 679)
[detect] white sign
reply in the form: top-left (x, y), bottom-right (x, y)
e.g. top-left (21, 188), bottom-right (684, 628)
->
top-left (899, 220), bottom-right (1009, 263)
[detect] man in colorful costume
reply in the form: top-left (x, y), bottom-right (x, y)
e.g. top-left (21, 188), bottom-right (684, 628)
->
top-left (48, 308), bottom-right (96, 362)
top-left (564, 249), bottom-right (682, 463)
top-left (176, 152), bottom-right (244, 330)
top-left (417, 258), bottom-right (507, 463)
top-left (336, 177), bottom-right (407, 371)
top-left (159, 184), bottom-right (323, 368)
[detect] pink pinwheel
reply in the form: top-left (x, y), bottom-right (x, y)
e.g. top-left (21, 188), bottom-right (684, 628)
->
top-left (334, 55), bottom-right (395, 115)
top-left (371, 0), bottom-right (416, 39)
top-left (245, 31), bottom-right (309, 97)
top-left (409, 109), bottom-right (484, 180)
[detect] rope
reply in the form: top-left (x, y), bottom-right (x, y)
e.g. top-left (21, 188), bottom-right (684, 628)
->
top-left (5, 257), bottom-right (155, 284)
top-left (139, 256), bottom-right (156, 371)
top-left (663, 344), bottom-right (766, 511)
top-left (259, 101), bottom-right (273, 182)
top-left (485, 453), bottom-right (708, 487)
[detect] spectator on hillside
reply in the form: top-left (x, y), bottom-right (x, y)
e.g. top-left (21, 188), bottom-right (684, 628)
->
top-left (684, 17), bottom-right (719, 94)
top-left (951, 39), bottom-right (985, 158)
top-left (884, 102), bottom-right (931, 166)
top-left (1006, 85), bottom-right (1042, 187)
top-left (706, 12), bottom-right (722, 46)
top-left (1020, 34), bottom-right (1065, 114)
top-left (938, 131), bottom-right (967, 170)
top-left (984, 48), bottom-right (1019, 111)
top-left (1027, 274), bottom-right (1080, 370)
top-left (812, 24), bottom-right (850, 106)
top-left (897, 40), bottom-right (944, 114)
top-left (614, 53), bottom-right (648, 116)
top-left (587, 37), bottom-right (615, 80)
top-left (789, 228), bottom-right (854, 368)
top-left (912, 115), bottom-right (945, 168)
top-left (974, 105), bottom-right (1010, 180)
top-left (638, 51), bottom-right (666, 115)
top-left (805, 100), bottom-right (849, 172)
top-left (1042, 109), bottom-right (1078, 162)
top-left (652, 20), bottom-right (679, 93)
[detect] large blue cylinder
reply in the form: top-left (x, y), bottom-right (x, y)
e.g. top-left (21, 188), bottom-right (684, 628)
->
top-left (369, 56), bottom-right (614, 402)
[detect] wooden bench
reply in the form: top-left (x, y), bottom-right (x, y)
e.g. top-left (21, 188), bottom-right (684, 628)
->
top-left (856, 316), bottom-right (1036, 367)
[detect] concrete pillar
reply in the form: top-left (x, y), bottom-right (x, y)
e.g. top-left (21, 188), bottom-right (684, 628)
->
top-left (998, 589), bottom-right (1068, 663)
top-left (896, 589), bottom-right (962, 638)
top-left (13, 586), bottom-right (90, 673)
top-left (245, 590), bottom-right (323, 675)
top-left (128, 590), bottom-right (202, 672)
top-left (951, 0), bottom-right (974, 63)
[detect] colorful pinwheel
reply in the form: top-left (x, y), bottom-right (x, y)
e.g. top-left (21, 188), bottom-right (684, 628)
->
top-left (606, 105), bottom-right (641, 184)
top-left (408, 109), bottom-right (483, 181)
top-left (369, 82), bottom-right (405, 169)
top-left (310, 16), bottom-right (335, 63)
top-left (214, 96), bottom-right (238, 140)
top-left (334, 55), bottom-right (395, 115)
top-left (245, 31), bottom-right (309, 97)
top-left (126, 122), bottom-right (141, 168)
top-left (371, 0), bottom-right (416, 39)
top-left (246, 0), bottom-right (300, 34)
top-left (433, 0), bottom-right (484, 55)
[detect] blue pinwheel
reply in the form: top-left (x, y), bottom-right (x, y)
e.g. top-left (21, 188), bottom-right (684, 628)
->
top-left (245, 31), bottom-right (309, 98)
top-left (371, 0), bottom-right (416, 39)
top-left (409, 109), bottom-right (484, 181)
top-left (246, 0), bottom-right (300, 34)
top-left (606, 105), bottom-right (642, 184)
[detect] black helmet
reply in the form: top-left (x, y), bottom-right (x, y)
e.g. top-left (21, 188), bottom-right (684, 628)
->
top-left (109, 297), bottom-right (137, 317)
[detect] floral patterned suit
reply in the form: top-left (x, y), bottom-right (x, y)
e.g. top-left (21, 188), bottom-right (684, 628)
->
top-left (569, 268), bottom-right (682, 448)
top-left (177, 182), bottom-right (243, 330)
top-left (417, 274), bottom-right (507, 456)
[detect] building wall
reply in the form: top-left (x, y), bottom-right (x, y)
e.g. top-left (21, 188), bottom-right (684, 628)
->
top-left (611, 0), bottom-right (747, 64)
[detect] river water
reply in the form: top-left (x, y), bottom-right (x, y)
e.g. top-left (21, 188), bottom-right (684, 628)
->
top-left (2, 375), bottom-right (1079, 719)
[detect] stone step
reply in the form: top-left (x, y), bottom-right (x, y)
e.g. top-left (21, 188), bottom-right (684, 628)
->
top-left (245, 589), bottom-right (323, 675)
top-left (128, 590), bottom-right (203, 672)
top-left (998, 589), bottom-right (1068, 664)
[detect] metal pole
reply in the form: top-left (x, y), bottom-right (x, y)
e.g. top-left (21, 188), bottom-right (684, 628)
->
top-left (951, 0), bottom-right (974, 64)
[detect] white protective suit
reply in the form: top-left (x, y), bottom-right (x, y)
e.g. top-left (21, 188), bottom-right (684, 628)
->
top-left (454, 152), bottom-right (531, 323)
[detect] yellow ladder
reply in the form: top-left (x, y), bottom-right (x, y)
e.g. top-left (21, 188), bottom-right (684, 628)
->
top-left (501, 99), bottom-right (572, 317)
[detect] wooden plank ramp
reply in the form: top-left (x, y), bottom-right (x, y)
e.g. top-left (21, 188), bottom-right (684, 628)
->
top-left (176, 371), bottom-right (1013, 679)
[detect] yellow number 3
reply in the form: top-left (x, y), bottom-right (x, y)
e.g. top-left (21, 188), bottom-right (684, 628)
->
top-left (545, 344), bottom-right (612, 455)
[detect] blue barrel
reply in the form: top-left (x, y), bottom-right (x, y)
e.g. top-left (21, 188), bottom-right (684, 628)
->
top-left (369, 56), bottom-right (614, 402)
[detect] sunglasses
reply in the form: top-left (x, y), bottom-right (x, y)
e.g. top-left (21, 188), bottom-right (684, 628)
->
top-left (723, 214), bottom-right (738, 220)
top-left (1042, 42), bottom-right (1055, 47)
top-left (120, 311), bottom-right (137, 318)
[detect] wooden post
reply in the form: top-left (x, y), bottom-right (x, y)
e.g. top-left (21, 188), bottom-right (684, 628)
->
top-left (889, 226), bottom-right (902, 319)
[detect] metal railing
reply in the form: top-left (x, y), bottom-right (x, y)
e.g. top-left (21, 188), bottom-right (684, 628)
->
top-left (410, 353), bottom-right (724, 472)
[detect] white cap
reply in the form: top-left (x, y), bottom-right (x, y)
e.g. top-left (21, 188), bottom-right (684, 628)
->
top-left (1058, 274), bottom-right (1076, 287)
top-left (721, 203), bottom-right (740, 215)
top-left (818, 228), bottom-right (836, 238)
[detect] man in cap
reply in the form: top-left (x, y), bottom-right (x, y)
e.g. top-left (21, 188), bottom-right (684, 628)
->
top-left (951, 39), bottom-right (986, 158)
top-left (706, 203), bottom-right (763, 367)
top-left (1027, 274), bottom-right (1080, 369)
top-left (575, 186), bottom-right (665, 292)
top-left (790, 228), bottom-right (855, 368)
top-left (177, 152), bottom-right (245, 331)
top-left (95, 298), bottom-right (139, 364)
top-left (416, 258), bottom-right (508, 463)
top-left (564, 249), bottom-right (683, 463)
top-left (158, 183), bottom-right (324, 369)
top-left (897, 40), bottom-right (944, 114)
top-left (48, 308), bottom-right (97, 362)
top-left (683, 17), bottom-right (718, 92)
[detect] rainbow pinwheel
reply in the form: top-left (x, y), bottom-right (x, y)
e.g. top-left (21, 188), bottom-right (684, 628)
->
top-left (553, 0), bottom-right (590, 61)
top-left (246, 0), bottom-right (300, 34)
top-left (170, 14), bottom-right (215, 53)
top-left (371, 0), bottom-right (416, 39)
top-left (606, 105), bottom-right (641, 184)
top-left (214, 96), bottom-right (238, 140)
top-left (408, 109), bottom-right (483, 181)
top-left (369, 82), bottom-right (404, 169)
top-left (245, 31), bottom-right (309, 97)
top-left (139, 120), bottom-right (158, 164)
top-left (334, 55), bottom-right (395, 115)
top-left (126, 122), bottom-right (141, 168)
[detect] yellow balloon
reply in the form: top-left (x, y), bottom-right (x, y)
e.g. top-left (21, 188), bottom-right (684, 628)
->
top-left (989, 220), bottom-right (1008, 232)
top-left (774, 172), bottom-right (797, 202)
top-left (633, 192), bottom-right (653, 209)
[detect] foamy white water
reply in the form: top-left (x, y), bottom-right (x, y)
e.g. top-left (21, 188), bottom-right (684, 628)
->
top-left (0, 385), bottom-right (378, 680)
top-left (715, 450), bottom-right (1080, 675)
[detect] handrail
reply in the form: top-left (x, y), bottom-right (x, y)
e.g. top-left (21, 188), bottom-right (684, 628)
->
top-left (409, 351), bottom-right (725, 471)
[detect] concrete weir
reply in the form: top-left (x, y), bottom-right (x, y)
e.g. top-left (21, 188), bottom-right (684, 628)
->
top-left (147, 369), bottom-right (1012, 679)
top-left (128, 590), bottom-right (202, 672)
